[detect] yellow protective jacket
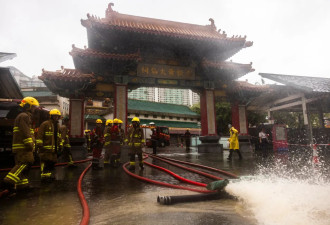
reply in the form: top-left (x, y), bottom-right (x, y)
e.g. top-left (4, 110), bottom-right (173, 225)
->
top-left (12, 111), bottom-right (35, 156)
top-left (119, 128), bottom-right (125, 145)
top-left (60, 125), bottom-right (70, 148)
top-left (126, 126), bottom-right (145, 148)
top-left (229, 127), bottom-right (239, 150)
top-left (36, 119), bottom-right (62, 153)
top-left (103, 126), bottom-right (111, 147)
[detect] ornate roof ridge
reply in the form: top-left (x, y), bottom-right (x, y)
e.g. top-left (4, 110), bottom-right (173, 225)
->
top-left (70, 44), bottom-right (142, 61)
top-left (80, 3), bottom-right (252, 43)
top-left (202, 59), bottom-right (255, 71)
top-left (39, 67), bottom-right (95, 82)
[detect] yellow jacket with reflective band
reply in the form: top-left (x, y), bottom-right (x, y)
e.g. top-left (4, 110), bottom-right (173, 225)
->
top-left (36, 119), bottom-right (62, 153)
top-left (119, 128), bottom-right (125, 145)
top-left (229, 127), bottom-right (239, 150)
top-left (12, 112), bottom-right (35, 153)
top-left (126, 126), bottom-right (144, 147)
top-left (103, 126), bottom-right (111, 147)
top-left (60, 124), bottom-right (70, 148)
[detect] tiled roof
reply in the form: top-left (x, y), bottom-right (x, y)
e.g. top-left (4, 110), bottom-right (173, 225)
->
top-left (70, 45), bottom-right (142, 61)
top-left (138, 119), bottom-right (199, 128)
top-left (22, 91), bottom-right (56, 97)
top-left (202, 60), bottom-right (254, 76)
top-left (84, 114), bottom-right (106, 121)
top-left (233, 81), bottom-right (270, 92)
top-left (128, 99), bottom-right (198, 116)
top-left (259, 73), bottom-right (330, 93)
top-left (39, 67), bottom-right (95, 82)
top-left (81, 3), bottom-right (253, 46)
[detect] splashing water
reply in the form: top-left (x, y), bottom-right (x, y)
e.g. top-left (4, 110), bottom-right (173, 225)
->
top-left (226, 155), bottom-right (330, 225)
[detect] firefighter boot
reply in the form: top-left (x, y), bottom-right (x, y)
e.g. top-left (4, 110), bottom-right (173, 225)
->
top-left (128, 162), bottom-right (135, 171)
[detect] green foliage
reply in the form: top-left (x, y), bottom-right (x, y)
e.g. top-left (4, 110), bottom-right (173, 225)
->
top-left (190, 103), bottom-right (200, 115)
top-left (247, 111), bottom-right (267, 127)
top-left (215, 102), bottom-right (231, 135)
top-left (272, 111), bottom-right (300, 128)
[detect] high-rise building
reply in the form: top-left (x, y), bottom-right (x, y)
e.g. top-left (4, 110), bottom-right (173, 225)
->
top-left (128, 86), bottom-right (200, 106)
top-left (128, 87), bottom-right (156, 101)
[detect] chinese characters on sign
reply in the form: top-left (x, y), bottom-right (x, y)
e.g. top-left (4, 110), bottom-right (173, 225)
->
top-left (137, 63), bottom-right (195, 80)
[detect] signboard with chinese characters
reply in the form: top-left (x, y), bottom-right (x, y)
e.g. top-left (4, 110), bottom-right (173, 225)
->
top-left (137, 63), bottom-right (195, 80)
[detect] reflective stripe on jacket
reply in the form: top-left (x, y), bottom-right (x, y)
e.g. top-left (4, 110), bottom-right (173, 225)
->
top-left (12, 112), bottom-right (35, 153)
top-left (36, 119), bottom-right (61, 153)
top-left (127, 126), bottom-right (145, 147)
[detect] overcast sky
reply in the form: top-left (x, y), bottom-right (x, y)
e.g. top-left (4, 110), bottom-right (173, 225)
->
top-left (1, 0), bottom-right (329, 84)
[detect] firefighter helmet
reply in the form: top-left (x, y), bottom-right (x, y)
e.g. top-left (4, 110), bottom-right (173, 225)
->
top-left (106, 119), bottom-right (113, 126)
top-left (84, 129), bottom-right (91, 133)
top-left (113, 118), bottom-right (119, 124)
top-left (118, 119), bottom-right (123, 124)
top-left (20, 97), bottom-right (39, 108)
top-left (50, 109), bottom-right (61, 116)
top-left (96, 119), bottom-right (103, 124)
top-left (132, 117), bottom-right (140, 122)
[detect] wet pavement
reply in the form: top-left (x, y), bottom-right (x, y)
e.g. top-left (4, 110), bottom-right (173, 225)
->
top-left (0, 146), bottom-right (329, 225)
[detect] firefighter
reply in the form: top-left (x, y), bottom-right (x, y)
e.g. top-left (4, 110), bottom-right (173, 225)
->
top-left (59, 116), bottom-right (76, 167)
top-left (227, 124), bottom-right (243, 161)
top-left (2, 97), bottom-right (39, 192)
top-left (117, 119), bottom-right (125, 165)
top-left (84, 129), bottom-right (91, 153)
top-left (126, 117), bottom-right (145, 171)
top-left (149, 122), bottom-right (158, 154)
top-left (103, 119), bottom-right (113, 166)
top-left (36, 108), bottom-right (62, 180)
top-left (110, 118), bottom-right (121, 167)
top-left (90, 119), bottom-right (104, 170)
top-left (184, 129), bottom-right (192, 152)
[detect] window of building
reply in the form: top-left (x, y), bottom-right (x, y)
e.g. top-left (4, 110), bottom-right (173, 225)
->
top-left (169, 116), bottom-right (173, 119)
top-left (190, 118), bottom-right (194, 121)
top-left (144, 114), bottom-right (149, 118)
top-left (161, 115), bottom-right (165, 119)
top-left (184, 118), bottom-right (187, 121)
top-left (135, 113), bottom-right (139, 117)
top-left (177, 117), bottom-right (180, 120)
top-left (153, 115), bottom-right (157, 118)
top-left (127, 113), bottom-right (130, 116)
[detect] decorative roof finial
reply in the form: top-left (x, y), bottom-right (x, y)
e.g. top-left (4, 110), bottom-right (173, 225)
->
top-left (209, 18), bottom-right (216, 30)
top-left (106, 3), bottom-right (115, 17)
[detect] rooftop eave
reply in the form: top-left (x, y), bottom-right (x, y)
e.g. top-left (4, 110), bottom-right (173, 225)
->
top-left (69, 45), bottom-right (142, 62)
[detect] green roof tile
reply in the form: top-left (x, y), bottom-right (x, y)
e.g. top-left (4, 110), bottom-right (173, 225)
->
top-left (139, 119), bottom-right (198, 128)
top-left (128, 99), bottom-right (198, 116)
top-left (84, 114), bottom-right (106, 121)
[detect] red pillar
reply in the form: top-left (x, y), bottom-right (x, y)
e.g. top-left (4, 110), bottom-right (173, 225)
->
top-left (231, 102), bottom-right (249, 135)
top-left (200, 89), bottom-right (217, 136)
top-left (114, 84), bottom-right (128, 133)
top-left (69, 98), bottom-right (85, 137)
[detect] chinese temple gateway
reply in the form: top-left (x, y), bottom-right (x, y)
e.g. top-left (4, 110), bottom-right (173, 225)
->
top-left (39, 3), bottom-right (254, 141)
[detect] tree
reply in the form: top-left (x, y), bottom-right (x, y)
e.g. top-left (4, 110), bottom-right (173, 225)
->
top-left (215, 102), bottom-right (231, 136)
top-left (190, 103), bottom-right (200, 115)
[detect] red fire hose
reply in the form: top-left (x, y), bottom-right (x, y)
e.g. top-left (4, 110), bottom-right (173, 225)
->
top-left (148, 153), bottom-right (238, 179)
top-left (145, 154), bottom-right (224, 180)
top-left (77, 163), bottom-right (91, 225)
top-left (122, 161), bottom-right (215, 193)
top-left (144, 161), bottom-right (207, 187)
